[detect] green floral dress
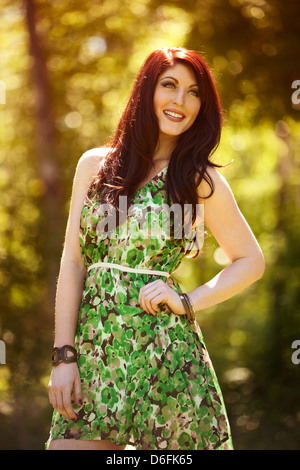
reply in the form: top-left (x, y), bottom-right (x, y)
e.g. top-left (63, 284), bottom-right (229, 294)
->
top-left (46, 166), bottom-right (233, 450)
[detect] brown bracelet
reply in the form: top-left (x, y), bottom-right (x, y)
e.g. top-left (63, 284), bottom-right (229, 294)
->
top-left (52, 345), bottom-right (77, 367)
top-left (179, 293), bottom-right (196, 324)
top-left (184, 293), bottom-right (196, 323)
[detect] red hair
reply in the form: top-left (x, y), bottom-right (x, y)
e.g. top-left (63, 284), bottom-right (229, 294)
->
top-left (92, 47), bottom-right (224, 257)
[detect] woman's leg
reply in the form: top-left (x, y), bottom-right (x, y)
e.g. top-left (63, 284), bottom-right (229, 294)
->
top-left (49, 439), bottom-right (126, 450)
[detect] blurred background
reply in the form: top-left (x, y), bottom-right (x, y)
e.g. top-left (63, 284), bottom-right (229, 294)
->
top-left (0, 0), bottom-right (299, 450)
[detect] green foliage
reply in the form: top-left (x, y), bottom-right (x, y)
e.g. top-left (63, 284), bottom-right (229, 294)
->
top-left (0, 0), bottom-right (299, 450)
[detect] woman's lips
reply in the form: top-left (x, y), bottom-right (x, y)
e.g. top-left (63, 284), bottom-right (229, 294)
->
top-left (163, 109), bottom-right (186, 122)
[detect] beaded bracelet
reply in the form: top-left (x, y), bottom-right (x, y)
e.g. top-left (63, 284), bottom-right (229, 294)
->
top-left (179, 293), bottom-right (196, 324)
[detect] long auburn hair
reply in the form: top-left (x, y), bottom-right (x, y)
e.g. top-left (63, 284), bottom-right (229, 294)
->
top-left (91, 47), bottom-right (224, 258)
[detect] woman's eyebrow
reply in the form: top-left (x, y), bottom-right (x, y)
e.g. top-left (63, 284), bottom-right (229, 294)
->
top-left (160, 76), bottom-right (199, 88)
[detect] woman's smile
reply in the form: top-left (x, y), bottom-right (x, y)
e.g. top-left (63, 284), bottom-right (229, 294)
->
top-left (163, 108), bottom-right (186, 121)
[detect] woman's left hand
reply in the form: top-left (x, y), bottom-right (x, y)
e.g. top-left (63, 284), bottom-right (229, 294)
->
top-left (138, 279), bottom-right (186, 316)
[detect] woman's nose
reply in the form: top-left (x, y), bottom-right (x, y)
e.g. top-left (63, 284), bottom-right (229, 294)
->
top-left (172, 87), bottom-right (185, 105)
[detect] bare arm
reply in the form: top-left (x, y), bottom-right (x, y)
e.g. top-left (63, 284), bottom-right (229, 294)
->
top-left (138, 168), bottom-right (264, 317)
top-left (188, 167), bottom-right (265, 311)
top-left (48, 148), bottom-right (107, 421)
top-left (53, 150), bottom-right (102, 347)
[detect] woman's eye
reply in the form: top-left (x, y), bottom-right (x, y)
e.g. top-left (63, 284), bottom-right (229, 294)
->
top-left (189, 89), bottom-right (199, 97)
top-left (161, 82), bottom-right (199, 97)
top-left (162, 81), bottom-right (175, 89)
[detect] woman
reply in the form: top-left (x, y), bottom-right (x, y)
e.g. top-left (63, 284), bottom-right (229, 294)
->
top-left (46, 47), bottom-right (265, 450)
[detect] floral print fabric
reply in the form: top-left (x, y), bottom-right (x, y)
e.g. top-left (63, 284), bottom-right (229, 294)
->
top-left (46, 166), bottom-right (233, 450)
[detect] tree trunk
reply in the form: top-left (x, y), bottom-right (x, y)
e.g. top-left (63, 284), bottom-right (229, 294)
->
top-left (23, 0), bottom-right (63, 309)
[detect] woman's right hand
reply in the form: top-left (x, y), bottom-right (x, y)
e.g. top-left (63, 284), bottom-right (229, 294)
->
top-left (48, 362), bottom-right (82, 422)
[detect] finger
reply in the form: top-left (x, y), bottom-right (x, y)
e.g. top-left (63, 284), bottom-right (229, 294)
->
top-left (55, 388), bottom-right (74, 421)
top-left (138, 280), bottom-right (163, 302)
top-left (139, 281), bottom-right (167, 315)
top-left (48, 387), bottom-right (57, 410)
top-left (55, 389), bottom-right (65, 416)
top-left (140, 288), bottom-right (158, 315)
top-left (147, 293), bottom-right (166, 315)
top-left (139, 280), bottom-right (162, 298)
top-left (62, 386), bottom-right (77, 421)
top-left (73, 374), bottom-right (83, 407)
top-left (143, 290), bottom-right (166, 316)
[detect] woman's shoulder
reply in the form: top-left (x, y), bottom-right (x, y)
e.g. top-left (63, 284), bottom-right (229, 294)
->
top-left (76, 147), bottom-right (111, 178)
top-left (70, 147), bottom-right (111, 196)
top-left (196, 165), bottom-right (231, 201)
top-left (78, 147), bottom-right (111, 166)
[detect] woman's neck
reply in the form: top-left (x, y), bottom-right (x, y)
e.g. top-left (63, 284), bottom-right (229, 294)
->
top-left (153, 134), bottom-right (178, 165)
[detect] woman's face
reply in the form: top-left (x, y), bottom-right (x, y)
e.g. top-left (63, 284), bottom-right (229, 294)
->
top-left (153, 62), bottom-right (201, 139)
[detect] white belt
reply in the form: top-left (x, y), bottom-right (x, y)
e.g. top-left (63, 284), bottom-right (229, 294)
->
top-left (87, 261), bottom-right (171, 278)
